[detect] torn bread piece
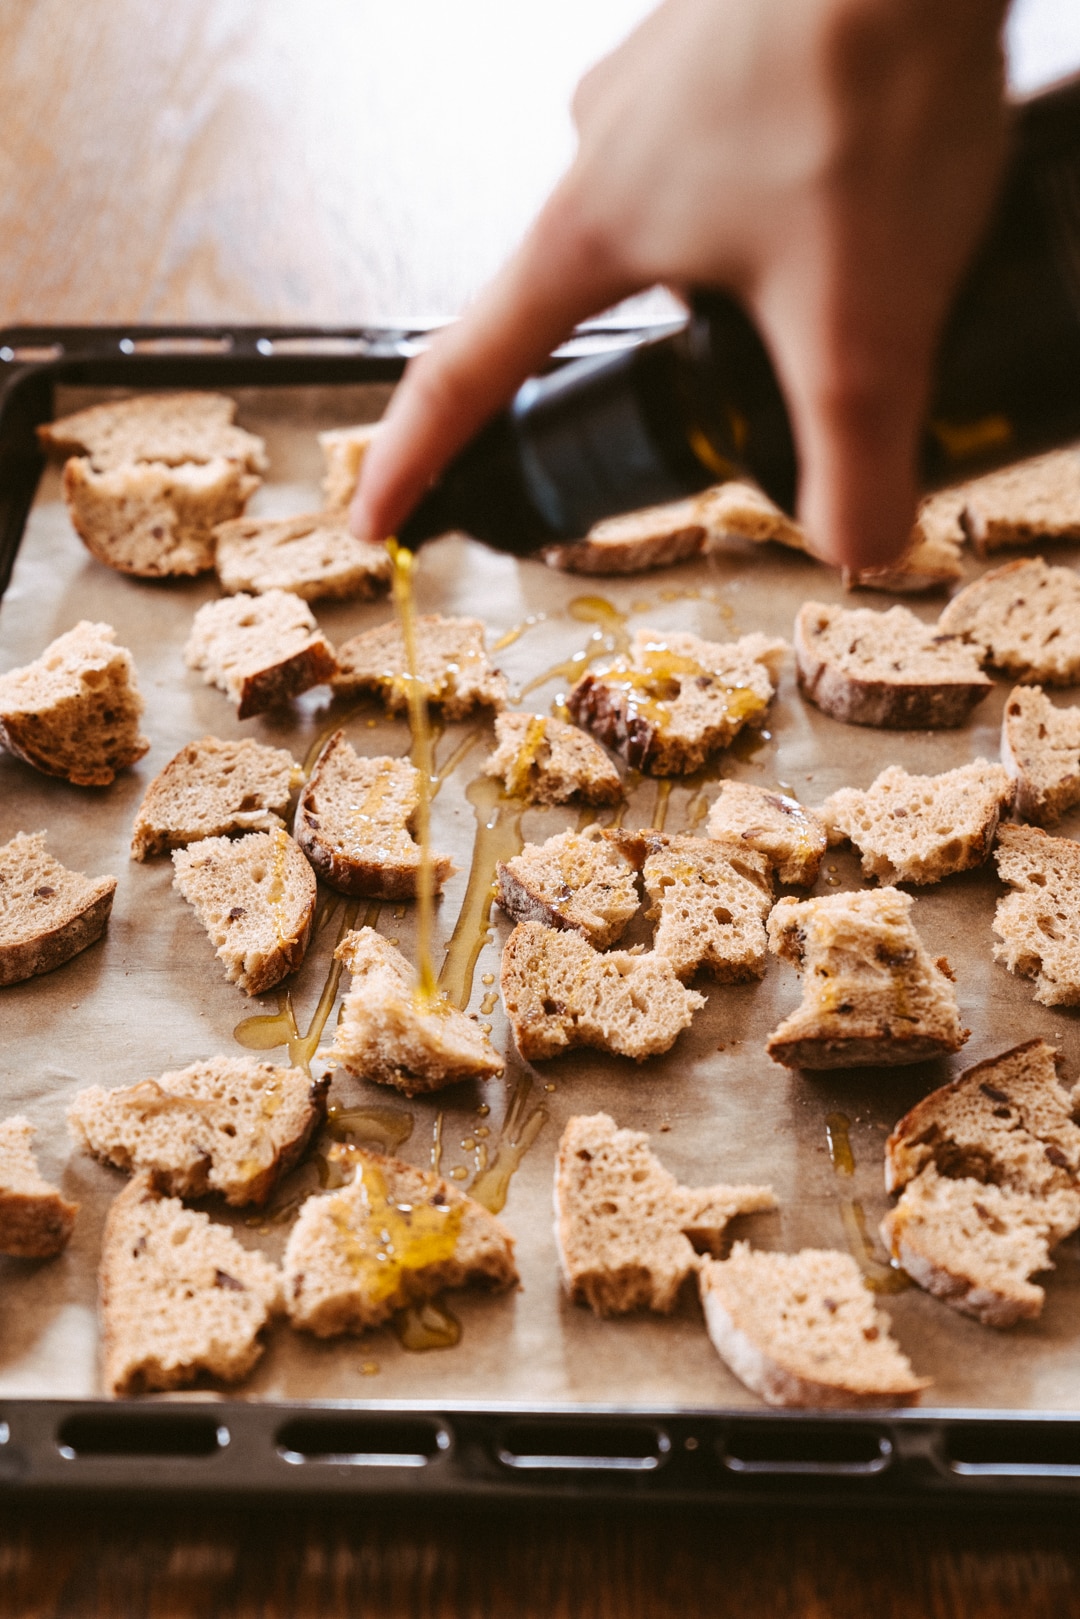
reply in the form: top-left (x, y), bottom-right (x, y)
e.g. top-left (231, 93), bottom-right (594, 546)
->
top-left (319, 422), bottom-right (379, 510)
top-left (699, 1243), bottom-right (929, 1408)
top-left (0, 1116), bottom-right (78, 1258)
top-left (938, 557), bottom-right (1080, 685)
top-left (172, 829), bottom-right (316, 996)
top-left (820, 760), bottom-right (1013, 886)
top-left (329, 928), bottom-right (502, 1095)
top-left (0, 831), bottom-right (116, 986)
top-left (100, 1172), bottom-right (282, 1395)
top-left (697, 481), bottom-right (807, 553)
top-left (566, 626), bottom-right (785, 776)
top-left (847, 495), bottom-right (965, 595)
top-left (295, 731), bottom-right (453, 899)
top-left (706, 781), bottom-right (827, 887)
top-left (794, 601), bottom-right (991, 729)
top-left (992, 824), bottom-right (1080, 1006)
top-left (483, 711), bottom-right (621, 805)
top-left (332, 614), bottom-right (507, 719)
top-left (131, 736), bottom-right (300, 860)
top-left (283, 1147), bottom-right (517, 1337)
top-left (543, 496), bottom-right (708, 575)
top-left (39, 391), bottom-right (268, 474)
top-left (765, 887), bottom-right (968, 1069)
top-left (185, 589), bottom-right (337, 719)
top-left (956, 447), bottom-right (1080, 554)
top-left (614, 830), bottom-right (773, 982)
top-left (554, 1113), bottom-right (776, 1316)
top-left (1001, 685), bottom-right (1080, 827)
top-left (69, 1057), bottom-right (328, 1207)
top-left (501, 920), bottom-right (705, 1062)
top-left (496, 825), bottom-right (640, 949)
top-left (62, 456), bottom-right (260, 578)
top-left (0, 620), bottom-right (148, 785)
top-left (214, 509), bottom-right (392, 602)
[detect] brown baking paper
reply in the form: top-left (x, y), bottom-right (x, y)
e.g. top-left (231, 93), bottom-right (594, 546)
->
top-left (2, 382), bottom-right (1079, 1411)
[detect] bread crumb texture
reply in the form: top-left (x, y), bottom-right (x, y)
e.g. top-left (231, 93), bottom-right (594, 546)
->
top-left (616, 829), bottom-right (774, 981)
top-left (939, 557), bottom-right (1080, 685)
top-left (131, 735), bottom-right (300, 859)
top-left (483, 711), bottom-right (622, 804)
top-left (0, 1115), bottom-right (78, 1258)
top-left (331, 614), bottom-right (507, 718)
top-left (0, 830), bottom-right (116, 985)
top-left (820, 760), bottom-right (1013, 885)
top-left (185, 589), bottom-right (337, 718)
top-left (214, 509), bottom-right (392, 602)
top-left (953, 448), bottom-right (1080, 554)
top-left (993, 824), bottom-right (1080, 1005)
top-left (706, 780), bottom-right (826, 887)
top-left (1001, 685), bottom-right (1080, 826)
top-left (497, 825), bottom-right (640, 948)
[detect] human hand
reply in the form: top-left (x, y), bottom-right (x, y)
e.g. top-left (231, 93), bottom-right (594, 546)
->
top-left (352, 0), bottom-right (1009, 570)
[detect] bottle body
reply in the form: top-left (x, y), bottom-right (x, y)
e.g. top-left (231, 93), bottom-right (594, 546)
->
top-left (400, 74), bottom-right (1080, 557)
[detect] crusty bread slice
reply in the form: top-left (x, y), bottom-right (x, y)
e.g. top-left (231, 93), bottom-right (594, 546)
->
top-left (542, 496), bottom-right (708, 575)
top-left (329, 928), bottom-right (502, 1095)
top-left (698, 481), bottom-right (807, 552)
top-left (185, 590), bottom-right (337, 719)
top-left (62, 456), bottom-right (260, 578)
top-left (100, 1172), bottom-right (282, 1394)
top-left (566, 626), bottom-right (785, 776)
top-left (213, 510), bottom-right (392, 602)
top-left (706, 781), bottom-right (827, 887)
top-left (483, 711), bottom-right (621, 805)
top-left (0, 1116), bottom-right (78, 1258)
top-left (131, 735), bottom-right (301, 860)
top-left (614, 830), bottom-right (773, 982)
top-left (766, 887), bottom-right (968, 1069)
top-left (794, 601), bottom-right (991, 729)
top-left (699, 1243), bottom-right (929, 1408)
top-left (0, 831), bottom-right (116, 986)
top-left (992, 824), bottom-right (1080, 1005)
top-left (295, 731), bottom-right (453, 899)
top-left (172, 829), bottom-right (316, 996)
top-left (331, 614), bottom-right (507, 718)
top-left (554, 1113), bottom-right (776, 1316)
top-left (68, 1057), bottom-right (328, 1207)
top-left (956, 448), bottom-right (1080, 554)
top-left (319, 422), bottom-right (379, 509)
top-left (496, 825), bottom-right (639, 948)
top-left (938, 557), bottom-right (1080, 685)
top-left (1000, 685), bottom-right (1080, 827)
top-left (500, 920), bottom-right (705, 1062)
top-left (283, 1146), bottom-right (517, 1337)
top-left (881, 1166), bottom-right (1080, 1328)
top-left (884, 1038), bottom-right (1080, 1198)
top-left (39, 391), bottom-right (267, 474)
top-left (820, 760), bottom-right (1013, 886)
top-left (0, 620), bottom-right (149, 786)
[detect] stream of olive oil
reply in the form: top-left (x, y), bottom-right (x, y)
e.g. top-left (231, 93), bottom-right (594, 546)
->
top-left (387, 538), bottom-right (438, 1005)
top-left (233, 898), bottom-right (363, 1075)
top-left (825, 1112), bottom-right (909, 1294)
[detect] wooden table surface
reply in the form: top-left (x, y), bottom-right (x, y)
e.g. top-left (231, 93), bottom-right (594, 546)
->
top-left (4, 2), bottom-right (1080, 1614)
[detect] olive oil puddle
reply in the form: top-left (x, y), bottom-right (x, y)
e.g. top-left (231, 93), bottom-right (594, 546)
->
top-left (438, 775), bottom-right (530, 1011)
top-left (825, 1112), bottom-right (909, 1294)
top-left (233, 897), bottom-right (364, 1075)
top-left (520, 595), bottom-right (631, 697)
top-left (468, 1074), bottom-right (548, 1214)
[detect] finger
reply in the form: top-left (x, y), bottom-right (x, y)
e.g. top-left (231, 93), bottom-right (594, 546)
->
top-left (350, 180), bottom-right (639, 545)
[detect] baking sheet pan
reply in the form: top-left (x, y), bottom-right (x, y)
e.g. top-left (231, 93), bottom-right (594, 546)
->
top-left (3, 346), bottom-right (1080, 1495)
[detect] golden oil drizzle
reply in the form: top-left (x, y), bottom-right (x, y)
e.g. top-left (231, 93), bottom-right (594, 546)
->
top-left (393, 1300), bottom-right (461, 1351)
top-left (825, 1112), bottom-right (909, 1294)
top-left (493, 612), bottom-right (546, 650)
top-left (330, 1155), bottom-right (464, 1305)
top-left (469, 1074), bottom-right (548, 1214)
top-left (652, 778), bottom-right (673, 831)
top-left (504, 714), bottom-right (548, 798)
top-left (438, 775), bottom-right (528, 1011)
top-left (387, 538), bottom-right (438, 1006)
top-left (520, 594), bottom-right (631, 697)
top-left (264, 827), bottom-right (292, 948)
top-left (233, 898), bottom-right (362, 1075)
top-left (480, 989), bottom-right (499, 1016)
top-left (325, 1103), bottom-right (414, 1155)
top-left (433, 725), bottom-right (485, 792)
top-left (301, 701), bottom-right (370, 780)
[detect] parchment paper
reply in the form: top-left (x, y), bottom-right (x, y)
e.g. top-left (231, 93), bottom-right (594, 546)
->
top-left (2, 382), bottom-right (1079, 1412)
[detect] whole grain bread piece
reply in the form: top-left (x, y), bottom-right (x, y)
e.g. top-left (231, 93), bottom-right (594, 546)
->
top-left (542, 496), bottom-right (708, 575)
top-left (483, 711), bottom-right (622, 805)
top-left (62, 456), bottom-right (260, 578)
top-left (131, 736), bottom-right (300, 860)
top-left (172, 828), bottom-right (316, 996)
top-left (0, 620), bottom-right (148, 785)
top-left (992, 824), bottom-right (1080, 1005)
top-left (295, 731), bottom-right (453, 899)
top-left (38, 392), bottom-right (267, 474)
top-left (283, 1146), bottom-right (517, 1337)
top-left (185, 589), bottom-right (337, 719)
top-left (881, 1166), bottom-right (1080, 1328)
top-left (820, 760), bottom-right (1014, 886)
top-left (554, 1113), bottom-right (776, 1316)
top-left (566, 625), bottom-right (785, 776)
top-left (765, 887), bottom-right (968, 1069)
top-left (705, 781), bottom-right (827, 887)
top-left (331, 615), bottom-right (508, 718)
top-left (100, 1172), bottom-right (282, 1395)
top-left (0, 831), bottom-right (116, 986)
top-left (213, 509), bottom-right (392, 602)
top-left (496, 825), bottom-right (640, 948)
top-left (612, 829), bottom-right (773, 982)
top-left (794, 601), bottom-right (991, 729)
top-left (938, 557), bottom-right (1080, 685)
top-left (319, 422), bottom-right (379, 509)
top-left (956, 448), bottom-right (1080, 554)
top-left (699, 1243), bottom-right (929, 1408)
top-left (68, 1057), bottom-right (328, 1207)
top-left (329, 928), bottom-right (502, 1095)
top-left (0, 1116), bottom-right (78, 1258)
top-left (1000, 685), bottom-right (1080, 827)
top-left (698, 481), bottom-right (808, 552)
top-left (500, 919), bottom-right (705, 1062)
